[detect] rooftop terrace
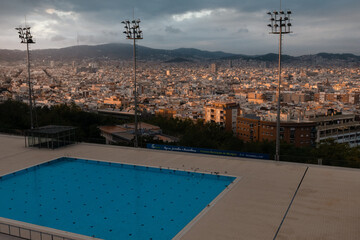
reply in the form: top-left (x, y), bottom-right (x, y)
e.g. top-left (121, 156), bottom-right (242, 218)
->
top-left (0, 134), bottom-right (359, 239)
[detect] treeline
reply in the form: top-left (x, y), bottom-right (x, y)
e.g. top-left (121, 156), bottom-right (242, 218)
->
top-left (144, 115), bottom-right (360, 168)
top-left (0, 100), bottom-right (359, 168)
top-left (0, 100), bottom-right (123, 142)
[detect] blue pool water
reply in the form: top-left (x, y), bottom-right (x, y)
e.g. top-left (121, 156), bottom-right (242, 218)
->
top-left (0, 157), bottom-right (235, 240)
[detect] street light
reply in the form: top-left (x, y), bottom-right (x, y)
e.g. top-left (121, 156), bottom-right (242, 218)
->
top-left (122, 19), bottom-right (143, 148)
top-left (267, 10), bottom-right (292, 161)
top-left (15, 26), bottom-right (35, 129)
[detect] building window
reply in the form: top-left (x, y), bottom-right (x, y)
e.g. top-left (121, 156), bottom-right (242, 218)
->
top-left (290, 129), bottom-right (295, 139)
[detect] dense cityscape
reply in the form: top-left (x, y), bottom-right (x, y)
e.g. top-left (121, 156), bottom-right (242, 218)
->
top-left (1, 52), bottom-right (360, 148)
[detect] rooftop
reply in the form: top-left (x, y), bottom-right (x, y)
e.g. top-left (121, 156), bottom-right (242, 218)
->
top-left (0, 134), bottom-right (359, 240)
top-left (27, 125), bottom-right (77, 135)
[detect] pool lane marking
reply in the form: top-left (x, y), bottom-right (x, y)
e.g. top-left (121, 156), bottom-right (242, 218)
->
top-left (273, 166), bottom-right (309, 240)
top-left (173, 176), bottom-right (241, 240)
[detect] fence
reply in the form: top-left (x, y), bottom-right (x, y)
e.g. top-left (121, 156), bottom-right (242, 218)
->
top-left (146, 143), bottom-right (270, 160)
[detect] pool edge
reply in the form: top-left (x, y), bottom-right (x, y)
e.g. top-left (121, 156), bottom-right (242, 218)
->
top-left (172, 177), bottom-right (241, 240)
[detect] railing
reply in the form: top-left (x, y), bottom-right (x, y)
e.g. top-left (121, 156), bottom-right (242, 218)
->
top-left (0, 217), bottom-right (101, 240)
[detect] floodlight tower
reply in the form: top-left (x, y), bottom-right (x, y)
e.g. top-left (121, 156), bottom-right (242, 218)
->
top-left (267, 10), bottom-right (292, 161)
top-left (122, 19), bottom-right (143, 148)
top-left (15, 26), bottom-right (35, 129)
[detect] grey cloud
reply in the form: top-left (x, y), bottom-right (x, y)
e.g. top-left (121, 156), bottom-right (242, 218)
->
top-left (78, 34), bottom-right (96, 44)
top-left (50, 35), bottom-right (67, 41)
top-left (102, 31), bottom-right (119, 37)
top-left (165, 26), bottom-right (181, 34)
top-left (238, 28), bottom-right (249, 33)
top-left (214, 27), bottom-right (227, 32)
top-left (0, 0), bottom-right (359, 55)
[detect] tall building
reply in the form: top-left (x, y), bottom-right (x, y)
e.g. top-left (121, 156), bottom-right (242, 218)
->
top-left (236, 115), bottom-right (317, 147)
top-left (204, 102), bottom-right (240, 133)
top-left (210, 63), bottom-right (218, 74)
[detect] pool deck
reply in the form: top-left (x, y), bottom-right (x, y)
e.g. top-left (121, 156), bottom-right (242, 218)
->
top-left (0, 134), bottom-right (359, 240)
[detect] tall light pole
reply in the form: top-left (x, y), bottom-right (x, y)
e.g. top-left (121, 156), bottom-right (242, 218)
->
top-left (15, 26), bottom-right (35, 129)
top-left (122, 19), bottom-right (143, 148)
top-left (267, 10), bottom-right (292, 161)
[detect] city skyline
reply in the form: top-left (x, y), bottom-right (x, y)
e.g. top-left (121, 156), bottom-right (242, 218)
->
top-left (0, 0), bottom-right (359, 55)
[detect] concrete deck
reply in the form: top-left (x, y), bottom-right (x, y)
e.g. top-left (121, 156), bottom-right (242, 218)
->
top-left (0, 134), bottom-right (359, 240)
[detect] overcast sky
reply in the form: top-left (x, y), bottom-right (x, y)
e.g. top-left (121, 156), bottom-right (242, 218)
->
top-left (1, 0), bottom-right (359, 55)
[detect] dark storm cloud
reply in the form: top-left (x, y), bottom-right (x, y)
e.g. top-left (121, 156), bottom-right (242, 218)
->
top-left (28, 0), bottom-right (359, 18)
top-left (0, 0), bottom-right (359, 54)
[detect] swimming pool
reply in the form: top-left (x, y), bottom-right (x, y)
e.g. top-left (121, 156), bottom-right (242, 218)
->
top-left (0, 157), bottom-right (235, 239)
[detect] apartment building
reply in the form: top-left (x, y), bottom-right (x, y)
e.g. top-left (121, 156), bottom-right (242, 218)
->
top-left (236, 115), bottom-right (317, 147)
top-left (310, 113), bottom-right (360, 147)
top-left (204, 102), bottom-right (240, 133)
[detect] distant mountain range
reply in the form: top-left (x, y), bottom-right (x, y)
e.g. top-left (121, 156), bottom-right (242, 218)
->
top-left (0, 43), bottom-right (360, 64)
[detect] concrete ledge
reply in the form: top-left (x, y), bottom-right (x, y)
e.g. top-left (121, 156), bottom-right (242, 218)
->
top-left (0, 218), bottom-right (102, 240)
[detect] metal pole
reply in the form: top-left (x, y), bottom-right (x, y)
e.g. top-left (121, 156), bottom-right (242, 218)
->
top-left (275, 18), bottom-right (282, 161)
top-left (26, 42), bottom-right (34, 129)
top-left (122, 19), bottom-right (142, 148)
top-left (133, 36), bottom-right (138, 148)
top-left (268, 10), bottom-right (292, 161)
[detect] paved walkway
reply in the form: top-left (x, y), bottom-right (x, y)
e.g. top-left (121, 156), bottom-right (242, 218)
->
top-left (0, 134), bottom-right (359, 240)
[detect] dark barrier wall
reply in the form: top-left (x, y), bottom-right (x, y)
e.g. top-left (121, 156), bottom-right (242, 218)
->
top-left (146, 143), bottom-right (270, 160)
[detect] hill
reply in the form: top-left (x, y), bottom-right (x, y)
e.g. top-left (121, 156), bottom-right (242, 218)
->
top-left (1, 43), bottom-right (360, 64)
